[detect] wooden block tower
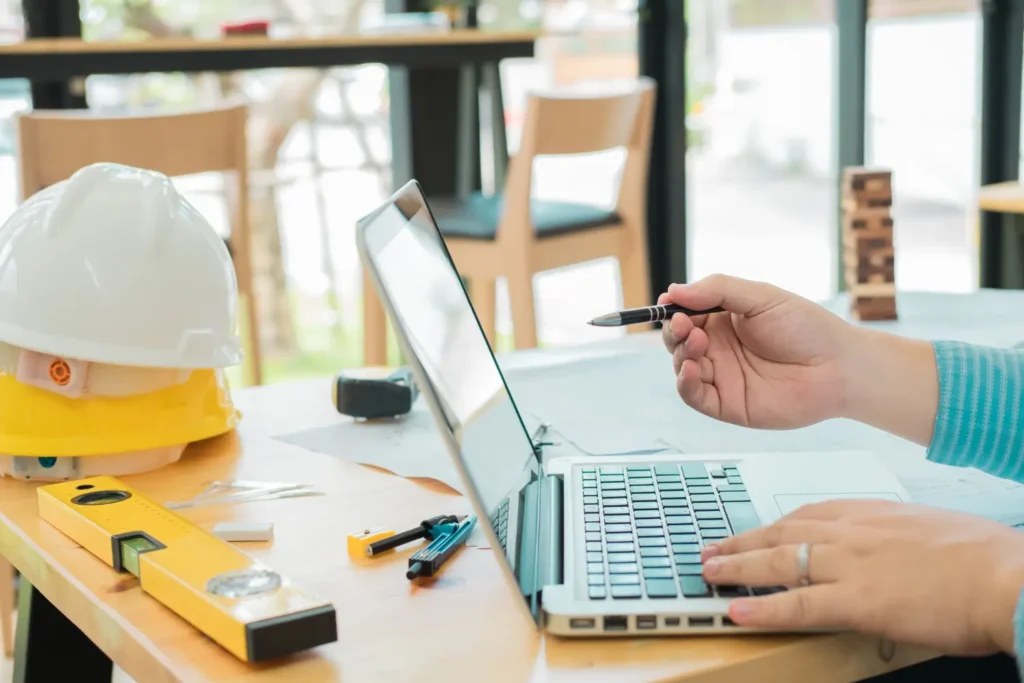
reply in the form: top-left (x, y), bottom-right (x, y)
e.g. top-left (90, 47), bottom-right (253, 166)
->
top-left (842, 167), bottom-right (897, 321)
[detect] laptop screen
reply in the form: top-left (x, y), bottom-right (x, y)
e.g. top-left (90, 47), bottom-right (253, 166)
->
top-left (356, 182), bottom-right (544, 622)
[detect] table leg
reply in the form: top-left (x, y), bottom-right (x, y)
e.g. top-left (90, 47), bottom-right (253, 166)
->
top-left (456, 62), bottom-right (480, 200)
top-left (0, 556), bottom-right (13, 657)
top-left (363, 269), bottom-right (389, 367)
top-left (481, 62), bottom-right (509, 193)
top-left (13, 578), bottom-right (112, 683)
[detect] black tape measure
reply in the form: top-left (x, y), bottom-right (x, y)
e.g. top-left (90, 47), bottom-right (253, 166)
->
top-left (333, 367), bottom-right (419, 419)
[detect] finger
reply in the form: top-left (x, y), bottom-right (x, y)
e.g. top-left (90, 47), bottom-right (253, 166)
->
top-left (667, 274), bottom-right (788, 319)
top-left (673, 349), bottom-right (714, 384)
top-left (702, 543), bottom-right (843, 587)
top-left (702, 520), bottom-right (839, 559)
top-left (676, 359), bottom-right (720, 417)
top-left (669, 311), bottom-right (696, 342)
top-left (662, 323), bottom-right (675, 353)
top-left (660, 305), bottom-right (686, 353)
top-left (681, 326), bottom-right (709, 360)
top-left (727, 584), bottom-right (850, 630)
top-left (662, 321), bottom-right (675, 353)
top-left (672, 327), bottom-right (709, 376)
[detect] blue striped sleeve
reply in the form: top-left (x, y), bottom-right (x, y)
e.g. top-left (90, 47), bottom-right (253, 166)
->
top-left (926, 340), bottom-right (1024, 669)
top-left (926, 341), bottom-right (1024, 482)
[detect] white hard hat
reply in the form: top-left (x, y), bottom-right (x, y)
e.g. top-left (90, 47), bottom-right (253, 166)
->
top-left (0, 162), bottom-right (242, 368)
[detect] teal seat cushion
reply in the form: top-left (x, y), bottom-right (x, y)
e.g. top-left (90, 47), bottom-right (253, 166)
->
top-left (429, 193), bottom-right (621, 240)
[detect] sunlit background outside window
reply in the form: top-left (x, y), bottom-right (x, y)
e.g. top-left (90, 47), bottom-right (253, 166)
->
top-left (0, 0), bottom-right (988, 384)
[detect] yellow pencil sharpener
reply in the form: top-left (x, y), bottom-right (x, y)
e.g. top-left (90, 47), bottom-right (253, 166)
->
top-left (346, 527), bottom-right (395, 558)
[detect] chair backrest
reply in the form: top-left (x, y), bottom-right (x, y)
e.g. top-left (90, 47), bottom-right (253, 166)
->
top-left (15, 101), bottom-right (249, 201)
top-left (501, 77), bottom-right (657, 239)
top-left (520, 77), bottom-right (655, 157)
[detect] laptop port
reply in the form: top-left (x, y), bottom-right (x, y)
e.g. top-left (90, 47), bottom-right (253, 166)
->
top-left (722, 617), bottom-right (738, 627)
top-left (688, 616), bottom-right (714, 627)
top-left (569, 618), bottom-right (595, 629)
top-left (636, 615), bottom-right (656, 630)
top-left (664, 616), bottom-right (681, 627)
top-left (603, 616), bottom-right (628, 631)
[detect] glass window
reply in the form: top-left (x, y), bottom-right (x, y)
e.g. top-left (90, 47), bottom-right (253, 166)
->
top-left (485, 0), bottom-right (640, 347)
top-left (78, 1), bottom-right (394, 383)
top-left (0, 1), bottom-right (27, 223)
top-left (0, 78), bottom-right (29, 224)
top-left (866, 0), bottom-right (981, 292)
top-left (686, 0), bottom-right (837, 301)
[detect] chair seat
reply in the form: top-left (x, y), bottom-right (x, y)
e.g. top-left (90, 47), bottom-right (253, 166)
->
top-left (430, 193), bottom-right (621, 240)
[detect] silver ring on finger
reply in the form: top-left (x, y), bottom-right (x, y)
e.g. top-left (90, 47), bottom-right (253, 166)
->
top-left (796, 542), bottom-right (812, 586)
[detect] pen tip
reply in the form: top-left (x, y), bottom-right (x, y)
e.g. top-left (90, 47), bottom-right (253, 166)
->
top-left (588, 313), bottom-right (620, 327)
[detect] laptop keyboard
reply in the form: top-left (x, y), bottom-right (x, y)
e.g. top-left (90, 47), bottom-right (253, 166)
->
top-left (582, 463), bottom-right (780, 600)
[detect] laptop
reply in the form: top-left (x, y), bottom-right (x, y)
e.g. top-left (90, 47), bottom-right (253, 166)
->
top-left (355, 180), bottom-right (911, 636)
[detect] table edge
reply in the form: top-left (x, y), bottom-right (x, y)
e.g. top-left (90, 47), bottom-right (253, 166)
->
top-left (0, 30), bottom-right (544, 55)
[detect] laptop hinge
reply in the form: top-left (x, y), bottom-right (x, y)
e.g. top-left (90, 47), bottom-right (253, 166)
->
top-left (517, 473), bottom-right (564, 604)
top-left (537, 473), bottom-right (563, 592)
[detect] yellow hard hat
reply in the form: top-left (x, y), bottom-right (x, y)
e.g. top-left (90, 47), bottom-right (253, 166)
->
top-left (0, 162), bottom-right (243, 479)
top-left (0, 368), bottom-right (239, 458)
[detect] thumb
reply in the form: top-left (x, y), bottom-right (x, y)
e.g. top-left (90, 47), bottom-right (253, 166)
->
top-left (667, 274), bottom-right (789, 317)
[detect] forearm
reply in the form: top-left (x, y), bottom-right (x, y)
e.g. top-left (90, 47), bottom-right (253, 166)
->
top-left (925, 340), bottom-right (1024, 480)
top-left (841, 327), bottom-right (1024, 482)
top-left (839, 325), bottom-right (940, 447)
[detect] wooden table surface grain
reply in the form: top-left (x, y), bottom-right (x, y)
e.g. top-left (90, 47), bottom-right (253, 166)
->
top-left (0, 341), bottom-right (938, 682)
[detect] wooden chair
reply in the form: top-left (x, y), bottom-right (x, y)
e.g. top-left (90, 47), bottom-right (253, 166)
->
top-left (433, 78), bottom-right (657, 349)
top-left (14, 102), bottom-right (262, 385)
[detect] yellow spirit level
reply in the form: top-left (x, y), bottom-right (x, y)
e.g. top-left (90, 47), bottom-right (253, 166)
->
top-left (37, 476), bottom-right (337, 663)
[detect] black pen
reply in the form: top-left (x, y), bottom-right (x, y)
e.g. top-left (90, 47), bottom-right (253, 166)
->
top-left (588, 303), bottom-right (725, 327)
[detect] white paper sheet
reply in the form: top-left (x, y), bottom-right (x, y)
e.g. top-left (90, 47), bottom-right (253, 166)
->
top-left (274, 398), bottom-right (550, 495)
top-left (887, 456), bottom-right (1024, 528)
top-left (276, 403), bottom-right (467, 493)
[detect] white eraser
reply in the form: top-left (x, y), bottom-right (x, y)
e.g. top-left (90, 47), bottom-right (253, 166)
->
top-left (212, 522), bottom-right (274, 542)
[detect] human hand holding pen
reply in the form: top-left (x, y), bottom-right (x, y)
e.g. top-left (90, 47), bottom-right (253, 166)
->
top-left (657, 274), bottom-right (857, 429)
top-left (658, 273), bottom-right (940, 445)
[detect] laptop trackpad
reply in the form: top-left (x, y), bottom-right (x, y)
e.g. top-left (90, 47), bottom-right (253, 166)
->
top-left (775, 492), bottom-right (904, 517)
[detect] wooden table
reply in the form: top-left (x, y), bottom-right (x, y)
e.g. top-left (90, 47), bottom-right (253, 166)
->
top-left (0, 334), bottom-right (940, 683)
top-left (978, 181), bottom-right (1024, 213)
top-left (977, 181), bottom-right (1024, 289)
top-left (0, 30), bottom-right (538, 79)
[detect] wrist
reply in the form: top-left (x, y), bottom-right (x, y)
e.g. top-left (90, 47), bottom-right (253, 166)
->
top-left (837, 325), bottom-right (939, 446)
top-left (984, 558), bottom-right (1024, 655)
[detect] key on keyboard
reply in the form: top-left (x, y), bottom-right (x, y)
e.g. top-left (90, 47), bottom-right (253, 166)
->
top-left (582, 462), bottom-right (762, 601)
